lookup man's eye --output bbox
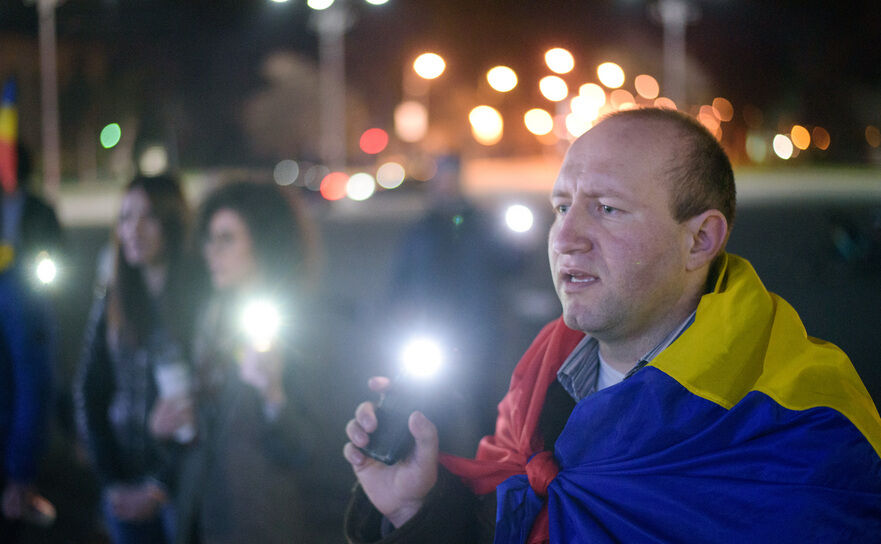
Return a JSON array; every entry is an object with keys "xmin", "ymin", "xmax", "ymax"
[
  {"xmin": 554, "ymin": 204, "xmax": 569, "ymax": 215},
  {"xmin": 599, "ymin": 204, "xmax": 618, "ymax": 215}
]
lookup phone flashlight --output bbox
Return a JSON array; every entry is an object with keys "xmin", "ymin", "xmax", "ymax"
[
  {"xmin": 34, "ymin": 251, "xmax": 58, "ymax": 285},
  {"xmin": 359, "ymin": 337, "xmax": 443, "ymax": 465},
  {"xmin": 241, "ymin": 299, "xmax": 281, "ymax": 353}
]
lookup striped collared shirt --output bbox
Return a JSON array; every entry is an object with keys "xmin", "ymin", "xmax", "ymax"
[{"xmin": 556, "ymin": 311, "xmax": 697, "ymax": 402}]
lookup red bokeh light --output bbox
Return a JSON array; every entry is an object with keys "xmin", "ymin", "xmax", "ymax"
[
  {"xmin": 359, "ymin": 128, "xmax": 389, "ymax": 155},
  {"xmin": 319, "ymin": 172, "xmax": 349, "ymax": 201}
]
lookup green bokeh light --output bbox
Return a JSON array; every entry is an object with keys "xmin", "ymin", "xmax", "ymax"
[{"xmin": 100, "ymin": 123, "xmax": 122, "ymax": 149}]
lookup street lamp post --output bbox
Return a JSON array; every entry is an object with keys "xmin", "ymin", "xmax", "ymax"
[
  {"xmin": 35, "ymin": 0, "xmax": 63, "ymax": 201},
  {"xmin": 653, "ymin": 0, "xmax": 698, "ymax": 108},
  {"xmin": 310, "ymin": 4, "xmax": 350, "ymax": 171}
]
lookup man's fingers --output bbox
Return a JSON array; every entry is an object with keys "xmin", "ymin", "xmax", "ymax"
[
  {"xmin": 354, "ymin": 401, "xmax": 378, "ymax": 433},
  {"xmin": 343, "ymin": 441, "xmax": 369, "ymax": 468},
  {"xmin": 345, "ymin": 418, "xmax": 370, "ymax": 448},
  {"xmin": 367, "ymin": 376, "xmax": 391, "ymax": 393},
  {"xmin": 408, "ymin": 411, "xmax": 439, "ymax": 464}
]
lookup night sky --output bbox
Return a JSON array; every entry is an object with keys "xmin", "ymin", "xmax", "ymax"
[{"xmin": 1, "ymin": 0, "xmax": 879, "ymax": 168}]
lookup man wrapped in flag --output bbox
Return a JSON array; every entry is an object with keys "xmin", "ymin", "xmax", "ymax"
[{"xmin": 343, "ymin": 108, "xmax": 881, "ymax": 543}]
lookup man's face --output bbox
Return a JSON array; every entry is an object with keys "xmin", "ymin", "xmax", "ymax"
[{"xmin": 548, "ymin": 118, "xmax": 695, "ymax": 345}]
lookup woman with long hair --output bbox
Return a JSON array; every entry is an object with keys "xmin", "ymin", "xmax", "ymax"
[
  {"xmin": 160, "ymin": 181, "xmax": 316, "ymax": 544},
  {"xmin": 76, "ymin": 175, "xmax": 201, "ymax": 544}
]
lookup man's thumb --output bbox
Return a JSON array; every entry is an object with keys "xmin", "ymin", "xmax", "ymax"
[{"xmin": 409, "ymin": 411, "xmax": 439, "ymax": 462}]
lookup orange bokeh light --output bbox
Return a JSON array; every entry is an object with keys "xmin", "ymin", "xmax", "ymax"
[{"xmin": 811, "ymin": 126, "xmax": 830, "ymax": 150}]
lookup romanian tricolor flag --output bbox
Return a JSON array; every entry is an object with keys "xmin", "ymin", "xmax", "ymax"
[
  {"xmin": 0, "ymin": 78, "xmax": 19, "ymax": 194},
  {"xmin": 442, "ymin": 253, "xmax": 881, "ymax": 543}
]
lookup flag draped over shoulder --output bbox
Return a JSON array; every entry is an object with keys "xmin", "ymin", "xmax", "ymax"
[
  {"xmin": 442, "ymin": 253, "xmax": 881, "ymax": 543},
  {"xmin": 0, "ymin": 79, "xmax": 18, "ymax": 194}
]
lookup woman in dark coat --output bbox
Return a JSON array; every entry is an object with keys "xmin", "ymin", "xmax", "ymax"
[
  {"xmin": 76, "ymin": 175, "xmax": 200, "ymax": 544},
  {"xmin": 153, "ymin": 181, "xmax": 316, "ymax": 544}
]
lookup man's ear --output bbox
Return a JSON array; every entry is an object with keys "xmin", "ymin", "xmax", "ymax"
[{"xmin": 685, "ymin": 209, "xmax": 728, "ymax": 271}]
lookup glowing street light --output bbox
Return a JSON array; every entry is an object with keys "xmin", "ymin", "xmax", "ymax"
[
  {"xmin": 524, "ymin": 108, "xmax": 554, "ymax": 136},
  {"xmin": 634, "ymin": 74, "xmax": 660, "ymax": 99},
  {"xmin": 469, "ymin": 105, "xmax": 503, "ymax": 145},
  {"xmin": 539, "ymin": 75, "xmax": 568, "ymax": 102},
  {"xmin": 487, "ymin": 66, "xmax": 518, "ymax": 92},
  {"xmin": 790, "ymin": 125, "xmax": 811, "ymax": 150},
  {"xmin": 597, "ymin": 62, "xmax": 625, "ymax": 88},
  {"xmin": 413, "ymin": 53, "xmax": 446, "ymax": 80},
  {"xmin": 394, "ymin": 100, "xmax": 428, "ymax": 142},
  {"xmin": 544, "ymin": 48, "xmax": 574, "ymax": 74},
  {"xmin": 579, "ymin": 83, "xmax": 606, "ymax": 110},
  {"xmin": 773, "ymin": 134, "xmax": 794, "ymax": 160},
  {"xmin": 376, "ymin": 161, "xmax": 406, "ymax": 189},
  {"xmin": 346, "ymin": 172, "xmax": 376, "ymax": 201}
]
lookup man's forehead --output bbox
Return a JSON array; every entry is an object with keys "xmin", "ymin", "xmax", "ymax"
[{"xmin": 552, "ymin": 117, "xmax": 679, "ymax": 194}]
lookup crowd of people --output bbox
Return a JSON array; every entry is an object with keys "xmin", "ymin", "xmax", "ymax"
[{"xmin": 1, "ymin": 107, "xmax": 880, "ymax": 544}]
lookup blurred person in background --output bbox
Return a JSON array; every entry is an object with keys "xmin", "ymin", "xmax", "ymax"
[
  {"xmin": 0, "ymin": 185, "xmax": 55, "ymax": 543},
  {"xmin": 156, "ymin": 181, "xmax": 315, "ymax": 544},
  {"xmin": 386, "ymin": 155, "xmax": 526, "ymax": 456},
  {"xmin": 75, "ymin": 175, "xmax": 201, "ymax": 544}
]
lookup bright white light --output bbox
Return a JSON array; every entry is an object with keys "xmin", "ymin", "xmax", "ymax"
[
  {"xmin": 487, "ymin": 66, "xmax": 518, "ymax": 92},
  {"xmin": 400, "ymin": 338, "xmax": 443, "ymax": 379},
  {"xmin": 524, "ymin": 108, "xmax": 554, "ymax": 136},
  {"xmin": 35, "ymin": 253, "xmax": 57, "ymax": 285},
  {"xmin": 273, "ymin": 159, "xmax": 300, "ymax": 186},
  {"xmin": 413, "ymin": 53, "xmax": 446, "ymax": 80},
  {"xmin": 565, "ymin": 112, "xmax": 592, "ymax": 138},
  {"xmin": 545, "ymin": 48, "xmax": 575, "ymax": 74},
  {"xmin": 242, "ymin": 300, "xmax": 281, "ymax": 353},
  {"xmin": 505, "ymin": 204, "xmax": 534, "ymax": 233},
  {"xmin": 597, "ymin": 62, "xmax": 625, "ymax": 88},
  {"xmin": 365, "ymin": 0, "xmax": 389, "ymax": 4},
  {"xmin": 773, "ymin": 134, "xmax": 794, "ymax": 160},
  {"xmin": 394, "ymin": 101, "xmax": 428, "ymax": 142},
  {"xmin": 539, "ymin": 76, "xmax": 568, "ymax": 102},
  {"xmin": 469, "ymin": 105, "xmax": 503, "ymax": 145},
  {"xmin": 139, "ymin": 145, "xmax": 168, "ymax": 177},
  {"xmin": 346, "ymin": 172, "xmax": 376, "ymax": 201},
  {"xmin": 307, "ymin": 0, "xmax": 335, "ymax": 10},
  {"xmin": 376, "ymin": 162, "xmax": 406, "ymax": 189}
]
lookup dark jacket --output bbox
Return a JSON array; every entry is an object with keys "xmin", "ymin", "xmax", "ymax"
[
  {"xmin": 74, "ymin": 294, "xmax": 182, "ymax": 488},
  {"xmin": 174, "ymin": 294, "xmax": 314, "ymax": 544}
]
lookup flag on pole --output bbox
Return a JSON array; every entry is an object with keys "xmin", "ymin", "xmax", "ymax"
[{"xmin": 0, "ymin": 79, "xmax": 19, "ymax": 194}]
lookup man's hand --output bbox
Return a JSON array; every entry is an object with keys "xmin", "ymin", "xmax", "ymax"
[{"xmin": 343, "ymin": 377, "xmax": 439, "ymax": 528}]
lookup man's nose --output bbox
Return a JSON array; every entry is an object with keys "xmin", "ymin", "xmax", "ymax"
[{"xmin": 551, "ymin": 208, "xmax": 593, "ymax": 254}]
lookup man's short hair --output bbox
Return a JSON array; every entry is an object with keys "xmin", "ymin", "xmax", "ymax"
[{"xmin": 606, "ymin": 108, "xmax": 736, "ymax": 228}]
